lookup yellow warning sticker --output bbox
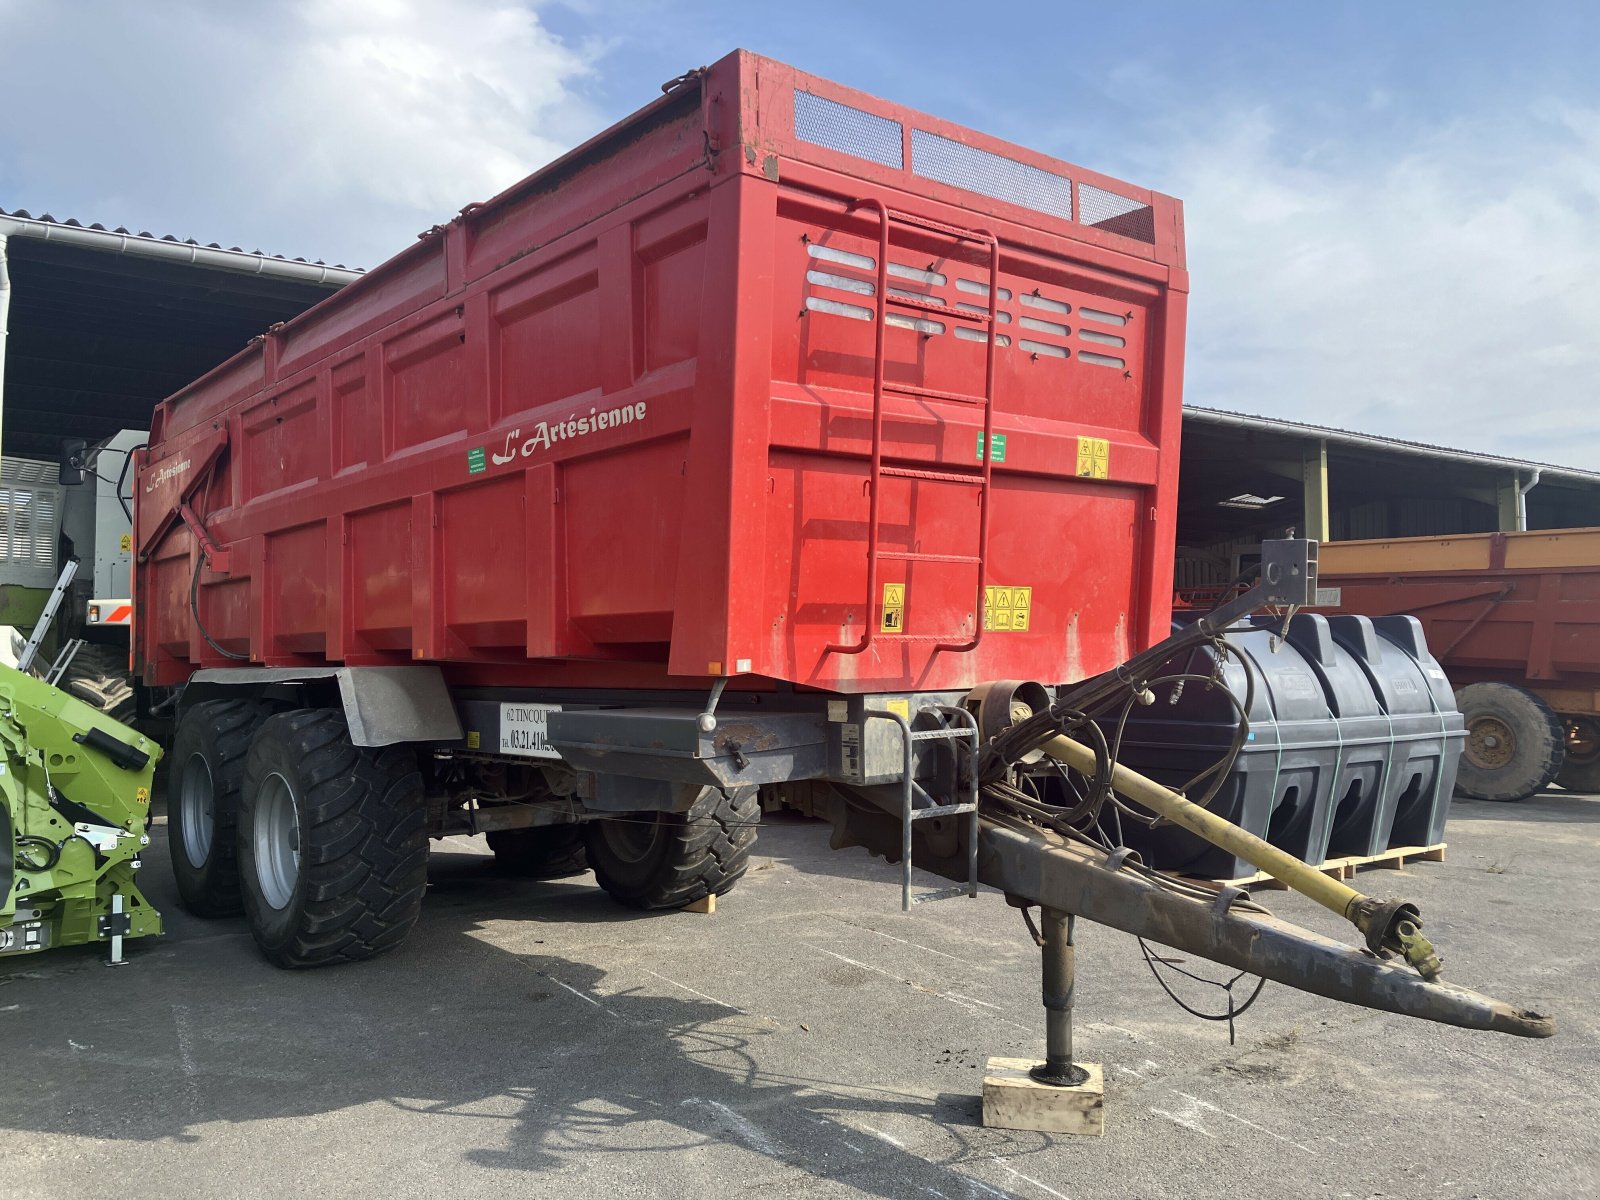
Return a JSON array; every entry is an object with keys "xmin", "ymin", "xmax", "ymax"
[
  {"xmin": 135, "ymin": 786, "xmax": 149, "ymax": 805},
  {"xmin": 884, "ymin": 698, "xmax": 911, "ymax": 721},
  {"xmin": 1076, "ymin": 436, "xmax": 1110, "ymax": 480},
  {"xmin": 880, "ymin": 582, "xmax": 906, "ymax": 632},
  {"xmin": 465, "ymin": 730, "xmax": 481, "ymax": 750},
  {"xmin": 119, "ymin": 533, "xmax": 133, "ymax": 553},
  {"xmin": 984, "ymin": 585, "xmax": 1033, "ymax": 632}
]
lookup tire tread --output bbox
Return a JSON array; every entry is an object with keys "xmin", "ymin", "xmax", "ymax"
[
  {"xmin": 241, "ymin": 710, "xmax": 426, "ymax": 968},
  {"xmin": 586, "ymin": 787, "xmax": 758, "ymax": 910}
]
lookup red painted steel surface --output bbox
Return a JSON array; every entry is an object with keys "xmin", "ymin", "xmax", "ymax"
[
  {"xmin": 135, "ymin": 51, "xmax": 1189, "ymax": 694},
  {"xmin": 1321, "ymin": 530, "xmax": 1600, "ymax": 697}
]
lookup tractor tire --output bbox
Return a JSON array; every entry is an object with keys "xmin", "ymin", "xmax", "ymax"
[
  {"xmin": 61, "ymin": 642, "xmax": 136, "ymax": 725},
  {"xmin": 1556, "ymin": 717, "xmax": 1600, "ymax": 794},
  {"xmin": 486, "ymin": 824, "xmax": 589, "ymax": 879},
  {"xmin": 584, "ymin": 785, "xmax": 757, "ymax": 910},
  {"xmin": 238, "ymin": 709, "xmax": 427, "ymax": 968},
  {"xmin": 1454, "ymin": 683, "xmax": 1566, "ymax": 803},
  {"xmin": 167, "ymin": 699, "xmax": 265, "ymax": 917}
]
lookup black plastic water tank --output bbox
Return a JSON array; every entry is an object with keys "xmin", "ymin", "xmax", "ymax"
[{"xmin": 1097, "ymin": 613, "xmax": 1464, "ymax": 880}]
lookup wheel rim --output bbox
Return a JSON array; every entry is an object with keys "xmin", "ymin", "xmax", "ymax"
[
  {"xmin": 1465, "ymin": 714, "xmax": 1516, "ymax": 770},
  {"xmin": 179, "ymin": 753, "xmax": 215, "ymax": 869},
  {"xmin": 601, "ymin": 815, "xmax": 664, "ymax": 865},
  {"xmin": 254, "ymin": 771, "xmax": 301, "ymax": 910}
]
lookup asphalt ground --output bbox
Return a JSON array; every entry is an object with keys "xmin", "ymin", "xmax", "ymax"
[{"xmin": 2, "ymin": 788, "xmax": 1596, "ymax": 1200}]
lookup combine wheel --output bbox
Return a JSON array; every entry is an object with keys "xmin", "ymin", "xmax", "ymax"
[
  {"xmin": 60, "ymin": 643, "xmax": 136, "ymax": 725},
  {"xmin": 487, "ymin": 824, "xmax": 589, "ymax": 879},
  {"xmin": 238, "ymin": 709, "xmax": 427, "ymax": 968},
  {"xmin": 1454, "ymin": 683, "xmax": 1566, "ymax": 802},
  {"xmin": 1556, "ymin": 717, "xmax": 1600, "ymax": 794},
  {"xmin": 167, "ymin": 699, "xmax": 266, "ymax": 917},
  {"xmin": 584, "ymin": 785, "xmax": 757, "ymax": 909}
]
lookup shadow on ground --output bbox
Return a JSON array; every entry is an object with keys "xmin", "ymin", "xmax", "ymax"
[{"xmin": 0, "ymin": 834, "xmax": 1020, "ymax": 1195}]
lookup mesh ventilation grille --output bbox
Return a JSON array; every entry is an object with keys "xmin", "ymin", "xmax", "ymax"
[
  {"xmin": 910, "ymin": 130, "xmax": 1072, "ymax": 221},
  {"xmin": 794, "ymin": 91, "xmax": 904, "ymax": 169},
  {"xmin": 1079, "ymin": 183, "xmax": 1156, "ymax": 244}
]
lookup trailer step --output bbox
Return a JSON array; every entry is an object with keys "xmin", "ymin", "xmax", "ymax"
[
  {"xmin": 870, "ymin": 704, "xmax": 982, "ymax": 911},
  {"xmin": 881, "ymin": 383, "xmax": 989, "ymax": 406},
  {"xmin": 883, "ymin": 207, "xmax": 996, "ymax": 243},
  {"xmin": 877, "ymin": 551, "xmax": 982, "ymax": 565},
  {"xmin": 885, "ymin": 293, "xmax": 991, "ymax": 323},
  {"xmin": 911, "ymin": 884, "xmax": 979, "ymax": 905},
  {"xmin": 879, "ymin": 464, "xmax": 985, "ymax": 483}
]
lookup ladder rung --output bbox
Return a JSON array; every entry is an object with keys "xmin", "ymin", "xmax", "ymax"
[
  {"xmin": 885, "ymin": 208, "xmax": 995, "ymax": 244},
  {"xmin": 911, "ymin": 803, "xmax": 978, "ymax": 819},
  {"xmin": 877, "ymin": 551, "xmax": 980, "ymax": 564},
  {"xmin": 908, "ymin": 727, "xmax": 971, "ymax": 743},
  {"xmin": 881, "ymin": 382, "xmax": 989, "ymax": 406},
  {"xmin": 876, "ymin": 632, "xmax": 974, "ymax": 643},
  {"xmin": 911, "ymin": 885, "xmax": 978, "ymax": 904},
  {"xmin": 880, "ymin": 465, "xmax": 984, "ymax": 485},
  {"xmin": 885, "ymin": 294, "xmax": 989, "ymax": 322}
]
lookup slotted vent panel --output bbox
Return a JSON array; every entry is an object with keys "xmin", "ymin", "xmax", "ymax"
[
  {"xmin": 1079, "ymin": 183, "xmax": 1156, "ymax": 244},
  {"xmin": 0, "ymin": 480, "xmax": 63, "ymax": 586},
  {"xmin": 911, "ymin": 130, "xmax": 1072, "ymax": 220},
  {"xmin": 794, "ymin": 91, "xmax": 904, "ymax": 169}
]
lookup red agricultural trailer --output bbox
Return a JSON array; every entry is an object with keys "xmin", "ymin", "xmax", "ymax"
[
  {"xmin": 1321, "ymin": 528, "xmax": 1600, "ymax": 800},
  {"xmin": 133, "ymin": 51, "xmax": 1549, "ymax": 1084}
]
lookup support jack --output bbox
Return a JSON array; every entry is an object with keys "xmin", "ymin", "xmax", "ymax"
[{"xmin": 983, "ymin": 909, "xmax": 1104, "ymax": 1135}]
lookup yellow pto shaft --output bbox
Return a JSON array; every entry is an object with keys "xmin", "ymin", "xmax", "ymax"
[{"xmin": 1041, "ymin": 733, "xmax": 1443, "ymax": 979}]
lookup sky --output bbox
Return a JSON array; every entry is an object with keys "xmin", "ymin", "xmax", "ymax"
[{"xmin": 1, "ymin": 0, "xmax": 1596, "ymax": 466}]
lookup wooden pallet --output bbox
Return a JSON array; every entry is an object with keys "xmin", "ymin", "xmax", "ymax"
[{"xmin": 1178, "ymin": 844, "xmax": 1447, "ymax": 892}]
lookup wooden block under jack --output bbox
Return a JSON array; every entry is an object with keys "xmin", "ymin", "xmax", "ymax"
[
  {"xmin": 683, "ymin": 893, "xmax": 715, "ymax": 914},
  {"xmin": 981, "ymin": 1057, "xmax": 1104, "ymax": 1136}
]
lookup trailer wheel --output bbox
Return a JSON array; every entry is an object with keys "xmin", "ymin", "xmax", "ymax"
[
  {"xmin": 167, "ymin": 699, "xmax": 265, "ymax": 917},
  {"xmin": 1455, "ymin": 683, "xmax": 1566, "ymax": 802},
  {"xmin": 584, "ymin": 786, "xmax": 757, "ymax": 910},
  {"xmin": 1556, "ymin": 717, "xmax": 1600, "ymax": 794},
  {"xmin": 486, "ymin": 824, "xmax": 589, "ymax": 879},
  {"xmin": 238, "ymin": 709, "xmax": 427, "ymax": 968}
]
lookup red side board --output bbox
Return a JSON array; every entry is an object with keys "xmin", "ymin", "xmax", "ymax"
[
  {"xmin": 1322, "ymin": 534, "xmax": 1600, "ymax": 691},
  {"xmin": 136, "ymin": 50, "xmax": 1189, "ymax": 694}
]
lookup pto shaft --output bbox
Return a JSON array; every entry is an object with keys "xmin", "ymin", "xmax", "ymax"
[{"xmin": 1041, "ymin": 733, "xmax": 1442, "ymax": 978}]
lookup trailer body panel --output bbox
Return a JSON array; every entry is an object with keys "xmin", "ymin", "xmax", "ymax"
[
  {"xmin": 1320, "ymin": 529, "xmax": 1600, "ymax": 702},
  {"xmin": 136, "ymin": 50, "xmax": 1187, "ymax": 696}
]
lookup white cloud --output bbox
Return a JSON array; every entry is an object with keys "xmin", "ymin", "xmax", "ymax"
[
  {"xmin": 259, "ymin": 0, "xmax": 600, "ymax": 242},
  {"xmin": 1163, "ymin": 103, "xmax": 1600, "ymax": 467},
  {"xmin": 0, "ymin": 0, "xmax": 602, "ymax": 266}
]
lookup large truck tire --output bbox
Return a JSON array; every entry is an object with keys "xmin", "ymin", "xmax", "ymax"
[
  {"xmin": 238, "ymin": 709, "xmax": 427, "ymax": 968},
  {"xmin": 1556, "ymin": 717, "xmax": 1600, "ymax": 794},
  {"xmin": 486, "ymin": 824, "xmax": 589, "ymax": 879},
  {"xmin": 1454, "ymin": 683, "xmax": 1566, "ymax": 802},
  {"xmin": 584, "ymin": 785, "xmax": 757, "ymax": 910},
  {"xmin": 167, "ymin": 699, "xmax": 265, "ymax": 917},
  {"xmin": 60, "ymin": 642, "xmax": 135, "ymax": 725}
]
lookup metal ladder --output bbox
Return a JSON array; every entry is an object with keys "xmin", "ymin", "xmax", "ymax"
[
  {"xmin": 870, "ymin": 703, "xmax": 982, "ymax": 910},
  {"xmin": 830, "ymin": 200, "xmax": 1002, "ymax": 656},
  {"xmin": 16, "ymin": 558, "xmax": 83, "ymax": 680}
]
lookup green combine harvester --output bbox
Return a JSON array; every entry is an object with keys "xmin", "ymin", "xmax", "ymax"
[{"xmin": 0, "ymin": 662, "xmax": 163, "ymax": 960}]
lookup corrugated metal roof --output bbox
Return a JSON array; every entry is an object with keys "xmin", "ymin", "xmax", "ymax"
[
  {"xmin": 0, "ymin": 208, "xmax": 356, "ymax": 458},
  {"xmin": 1183, "ymin": 404, "xmax": 1600, "ymax": 484},
  {"xmin": 0, "ymin": 206, "xmax": 363, "ymax": 272}
]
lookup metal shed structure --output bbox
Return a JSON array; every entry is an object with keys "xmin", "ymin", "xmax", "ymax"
[
  {"xmin": 0, "ymin": 207, "xmax": 359, "ymax": 460},
  {"xmin": 1176, "ymin": 405, "xmax": 1600, "ymax": 593}
]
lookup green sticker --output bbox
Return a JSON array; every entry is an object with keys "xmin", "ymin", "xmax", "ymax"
[
  {"xmin": 975, "ymin": 433, "xmax": 1007, "ymax": 463},
  {"xmin": 467, "ymin": 447, "xmax": 487, "ymax": 474}
]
